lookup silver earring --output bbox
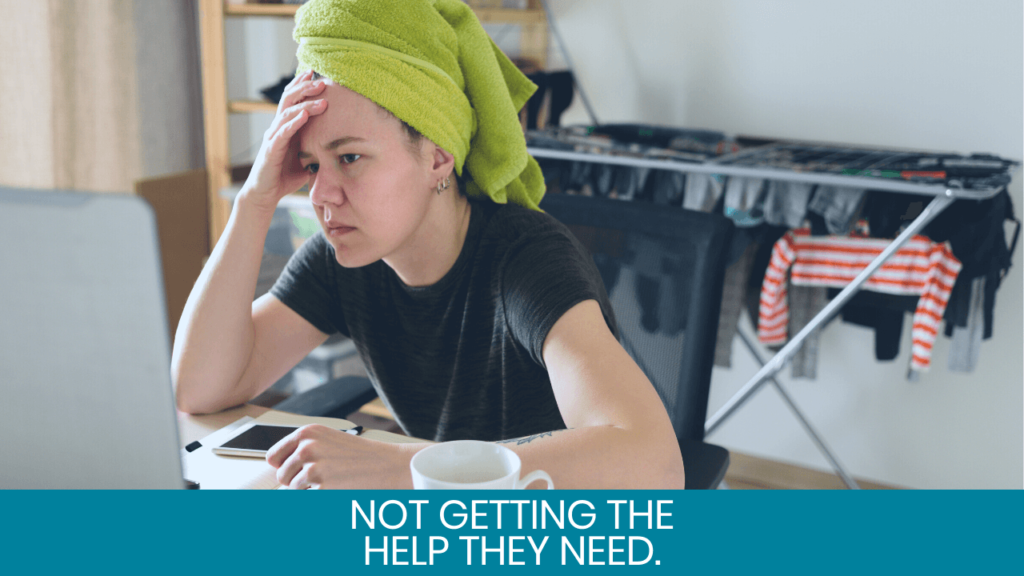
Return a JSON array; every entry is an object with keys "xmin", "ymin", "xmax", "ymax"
[{"xmin": 436, "ymin": 177, "xmax": 451, "ymax": 194}]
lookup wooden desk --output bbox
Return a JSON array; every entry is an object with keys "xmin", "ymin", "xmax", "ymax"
[{"xmin": 177, "ymin": 404, "xmax": 424, "ymax": 449}]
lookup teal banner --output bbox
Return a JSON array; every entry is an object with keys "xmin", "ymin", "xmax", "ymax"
[{"xmin": 0, "ymin": 491, "xmax": 1019, "ymax": 575}]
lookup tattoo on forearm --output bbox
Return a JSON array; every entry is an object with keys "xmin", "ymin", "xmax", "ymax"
[{"xmin": 496, "ymin": 430, "xmax": 558, "ymax": 445}]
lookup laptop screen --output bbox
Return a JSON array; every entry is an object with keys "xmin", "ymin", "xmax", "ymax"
[{"xmin": 0, "ymin": 187, "xmax": 184, "ymax": 488}]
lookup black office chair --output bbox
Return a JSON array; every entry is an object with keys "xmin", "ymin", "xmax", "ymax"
[
  {"xmin": 540, "ymin": 193, "xmax": 733, "ymax": 489},
  {"xmin": 273, "ymin": 373, "xmax": 378, "ymax": 420}
]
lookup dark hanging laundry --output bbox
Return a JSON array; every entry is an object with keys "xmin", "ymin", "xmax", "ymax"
[
  {"xmin": 927, "ymin": 188, "xmax": 1019, "ymax": 340},
  {"xmin": 856, "ymin": 187, "xmax": 1022, "ymax": 352},
  {"xmin": 827, "ymin": 289, "xmax": 919, "ymax": 363}
]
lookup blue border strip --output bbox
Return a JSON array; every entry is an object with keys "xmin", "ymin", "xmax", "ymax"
[{"xmin": 1, "ymin": 491, "xmax": 1019, "ymax": 575}]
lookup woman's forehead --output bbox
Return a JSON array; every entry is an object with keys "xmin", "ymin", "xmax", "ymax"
[{"xmin": 298, "ymin": 83, "xmax": 405, "ymax": 151}]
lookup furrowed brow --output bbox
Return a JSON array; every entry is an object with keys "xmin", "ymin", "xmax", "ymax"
[{"xmin": 298, "ymin": 136, "xmax": 367, "ymax": 160}]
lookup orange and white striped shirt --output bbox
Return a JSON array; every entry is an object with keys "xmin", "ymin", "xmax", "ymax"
[{"xmin": 759, "ymin": 228, "xmax": 962, "ymax": 371}]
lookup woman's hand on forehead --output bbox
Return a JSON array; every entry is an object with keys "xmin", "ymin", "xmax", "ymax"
[{"xmin": 237, "ymin": 70, "xmax": 330, "ymax": 214}]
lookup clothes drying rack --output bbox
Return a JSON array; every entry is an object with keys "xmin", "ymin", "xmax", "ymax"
[{"xmin": 526, "ymin": 141, "xmax": 1019, "ymax": 489}]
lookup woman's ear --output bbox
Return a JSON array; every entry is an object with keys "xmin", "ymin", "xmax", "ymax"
[{"xmin": 430, "ymin": 143, "xmax": 456, "ymax": 177}]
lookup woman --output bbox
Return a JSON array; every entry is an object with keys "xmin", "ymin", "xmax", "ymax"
[{"xmin": 172, "ymin": 0, "xmax": 684, "ymax": 489}]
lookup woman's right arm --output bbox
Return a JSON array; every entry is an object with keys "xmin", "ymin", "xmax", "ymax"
[{"xmin": 172, "ymin": 71, "xmax": 330, "ymax": 414}]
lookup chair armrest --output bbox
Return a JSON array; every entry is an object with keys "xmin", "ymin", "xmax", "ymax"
[
  {"xmin": 679, "ymin": 438, "xmax": 730, "ymax": 489},
  {"xmin": 272, "ymin": 375, "xmax": 378, "ymax": 420}
]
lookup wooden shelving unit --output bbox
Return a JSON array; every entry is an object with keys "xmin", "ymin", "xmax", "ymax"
[
  {"xmin": 224, "ymin": 2, "xmax": 300, "ymax": 16},
  {"xmin": 198, "ymin": 0, "xmax": 549, "ymax": 246},
  {"xmin": 227, "ymin": 99, "xmax": 277, "ymax": 114}
]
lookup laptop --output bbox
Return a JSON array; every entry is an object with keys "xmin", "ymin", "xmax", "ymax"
[{"xmin": 0, "ymin": 187, "xmax": 184, "ymax": 488}]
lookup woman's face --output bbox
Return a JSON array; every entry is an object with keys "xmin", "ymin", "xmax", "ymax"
[{"xmin": 297, "ymin": 82, "xmax": 435, "ymax": 268}]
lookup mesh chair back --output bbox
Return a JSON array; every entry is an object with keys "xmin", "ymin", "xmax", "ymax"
[{"xmin": 541, "ymin": 194, "xmax": 734, "ymax": 442}]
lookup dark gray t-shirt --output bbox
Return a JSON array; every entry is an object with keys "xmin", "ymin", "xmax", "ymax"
[{"xmin": 270, "ymin": 199, "xmax": 616, "ymax": 442}]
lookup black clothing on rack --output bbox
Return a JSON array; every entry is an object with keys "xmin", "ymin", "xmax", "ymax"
[
  {"xmin": 827, "ymin": 289, "xmax": 919, "ymax": 363},
  {"xmin": 930, "ymin": 188, "xmax": 1020, "ymax": 340},
  {"xmin": 858, "ymin": 191, "xmax": 925, "ymax": 239},
  {"xmin": 833, "ymin": 188, "xmax": 1019, "ymax": 366},
  {"xmin": 743, "ymin": 225, "xmax": 789, "ymax": 334}
]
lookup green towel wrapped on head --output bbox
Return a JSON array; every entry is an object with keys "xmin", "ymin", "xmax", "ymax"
[{"xmin": 294, "ymin": 0, "xmax": 545, "ymax": 210}]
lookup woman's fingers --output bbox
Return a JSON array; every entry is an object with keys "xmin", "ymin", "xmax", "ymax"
[
  {"xmin": 284, "ymin": 69, "xmax": 311, "ymax": 91},
  {"xmin": 275, "ymin": 449, "xmax": 307, "ymax": 488},
  {"xmin": 240, "ymin": 72, "xmax": 327, "ymax": 203},
  {"xmin": 265, "ymin": 97, "xmax": 326, "ymax": 144},
  {"xmin": 270, "ymin": 427, "xmax": 331, "ymax": 489},
  {"xmin": 278, "ymin": 70, "xmax": 311, "ymax": 104},
  {"xmin": 260, "ymin": 110, "xmax": 308, "ymax": 172},
  {"xmin": 279, "ymin": 71, "xmax": 326, "ymax": 112},
  {"xmin": 288, "ymin": 462, "xmax": 320, "ymax": 490},
  {"xmin": 262, "ymin": 99, "xmax": 327, "ymax": 165}
]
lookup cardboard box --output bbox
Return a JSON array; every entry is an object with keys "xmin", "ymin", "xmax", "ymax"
[{"xmin": 134, "ymin": 169, "xmax": 209, "ymax": 343}]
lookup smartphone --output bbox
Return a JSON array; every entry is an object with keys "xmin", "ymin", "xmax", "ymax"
[{"xmin": 212, "ymin": 423, "xmax": 298, "ymax": 458}]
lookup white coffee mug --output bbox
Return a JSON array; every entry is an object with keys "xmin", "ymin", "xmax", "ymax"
[{"xmin": 410, "ymin": 440, "xmax": 554, "ymax": 490}]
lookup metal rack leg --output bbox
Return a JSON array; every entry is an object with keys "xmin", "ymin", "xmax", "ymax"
[
  {"xmin": 704, "ymin": 193, "xmax": 956, "ymax": 479},
  {"xmin": 736, "ymin": 329, "xmax": 861, "ymax": 489},
  {"xmin": 539, "ymin": 0, "xmax": 600, "ymax": 126}
]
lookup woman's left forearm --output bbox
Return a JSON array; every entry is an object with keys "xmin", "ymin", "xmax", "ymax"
[
  {"xmin": 525, "ymin": 300, "xmax": 688, "ymax": 489},
  {"xmin": 496, "ymin": 424, "xmax": 685, "ymax": 490}
]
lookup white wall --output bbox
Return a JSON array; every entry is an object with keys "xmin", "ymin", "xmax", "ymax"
[
  {"xmin": 549, "ymin": 0, "xmax": 1023, "ymax": 489},
  {"xmin": 227, "ymin": 0, "xmax": 1022, "ymax": 488}
]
